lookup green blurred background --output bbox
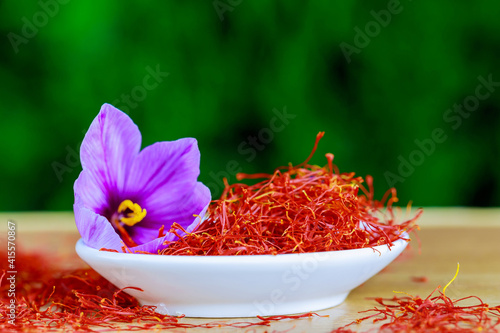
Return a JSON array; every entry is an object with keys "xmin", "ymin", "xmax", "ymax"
[{"xmin": 0, "ymin": 1, "xmax": 499, "ymax": 211}]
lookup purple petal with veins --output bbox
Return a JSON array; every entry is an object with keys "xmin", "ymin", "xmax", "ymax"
[{"xmin": 74, "ymin": 104, "xmax": 211, "ymax": 253}]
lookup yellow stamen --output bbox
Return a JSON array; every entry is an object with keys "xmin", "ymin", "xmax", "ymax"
[
  {"xmin": 443, "ymin": 262, "xmax": 460, "ymax": 297},
  {"xmin": 117, "ymin": 199, "xmax": 147, "ymax": 226}
]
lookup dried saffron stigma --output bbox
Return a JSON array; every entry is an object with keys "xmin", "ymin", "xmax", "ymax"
[
  {"xmin": 0, "ymin": 249, "xmax": 319, "ymax": 331},
  {"xmin": 160, "ymin": 132, "xmax": 422, "ymax": 256},
  {"xmin": 333, "ymin": 264, "xmax": 500, "ymax": 333}
]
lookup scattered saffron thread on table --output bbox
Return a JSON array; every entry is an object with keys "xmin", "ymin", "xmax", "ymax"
[
  {"xmin": 411, "ymin": 276, "xmax": 429, "ymax": 283},
  {"xmin": 442, "ymin": 262, "xmax": 460, "ymax": 298},
  {"xmin": 0, "ymin": 250, "xmax": 319, "ymax": 332},
  {"xmin": 160, "ymin": 132, "xmax": 422, "ymax": 256},
  {"xmin": 331, "ymin": 264, "xmax": 500, "ymax": 333}
]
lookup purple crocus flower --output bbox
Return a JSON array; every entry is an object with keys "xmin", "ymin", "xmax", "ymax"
[{"xmin": 73, "ymin": 104, "xmax": 211, "ymax": 253}]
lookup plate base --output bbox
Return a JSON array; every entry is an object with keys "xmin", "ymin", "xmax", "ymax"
[{"xmin": 141, "ymin": 293, "xmax": 349, "ymax": 318}]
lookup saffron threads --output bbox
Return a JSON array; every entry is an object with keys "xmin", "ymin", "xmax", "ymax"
[
  {"xmin": 0, "ymin": 250, "xmax": 317, "ymax": 332},
  {"xmin": 332, "ymin": 265, "xmax": 500, "ymax": 333},
  {"xmin": 161, "ymin": 134, "xmax": 422, "ymax": 256},
  {"xmin": 411, "ymin": 276, "xmax": 429, "ymax": 283}
]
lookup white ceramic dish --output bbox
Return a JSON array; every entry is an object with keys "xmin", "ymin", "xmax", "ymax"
[{"xmin": 75, "ymin": 235, "xmax": 408, "ymax": 318}]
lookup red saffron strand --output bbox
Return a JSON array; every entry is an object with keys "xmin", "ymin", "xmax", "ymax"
[
  {"xmin": 160, "ymin": 138, "xmax": 422, "ymax": 256},
  {"xmin": 411, "ymin": 276, "xmax": 429, "ymax": 283},
  {"xmin": 331, "ymin": 266, "xmax": 500, "ymax": 333},
  {"xmin": 333, "ymin": 290, "xmax": 500, "ymax": 333},
  {"xmin": 0, "ymin": 250, "xmax": 318, "ymax": 332},
  {"xmin": 294, "ymin": 131, "xmax": 325, "ymax": 168}
]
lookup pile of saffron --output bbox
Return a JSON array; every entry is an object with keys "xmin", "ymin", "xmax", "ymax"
[
  {"xmin": 331, "ymin": 265, "xmax": 500, "ymax": 332},
  {"xmin": 161, "ymin": 133, "xmax": 422, "ymax": 256},
  {"xmin": 0, "ymin": 250, "xmax": 316, "ymax": 331}
]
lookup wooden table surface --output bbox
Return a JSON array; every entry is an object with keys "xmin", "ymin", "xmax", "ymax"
[{"xmin": 2, "ymin": 208, "xmax": 500, "ymax": 332}]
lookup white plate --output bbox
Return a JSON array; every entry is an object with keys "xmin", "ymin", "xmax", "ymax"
[{"xmin": 75, "ymin": 235, "xmax": 408, "ymax": 318}]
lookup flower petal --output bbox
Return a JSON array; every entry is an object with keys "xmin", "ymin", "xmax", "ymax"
[
  {"xmin": 123, "ymin": 138, "xmax": 210, "ymax": 244},
  {"xmin": 78, "ymin": 104, "xmax": 141, "ymax": 213},
  {"xmin": 125, "ymin": 138, "xmax": 201, "ymax": 200},
  {"xmin": 74, "ymin": 195, "xmax": 124, "ymax": 251},
  {"xmin": 131, "ymin": 182, "xmax": 211, "ymax": 252},
  {"xmin": 130, "ymin": 232, "xmax": 177, "ymax": 254},
  {"xmin": 74, "ymin": 170, "xmax": 108, "ymax": 216}
]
